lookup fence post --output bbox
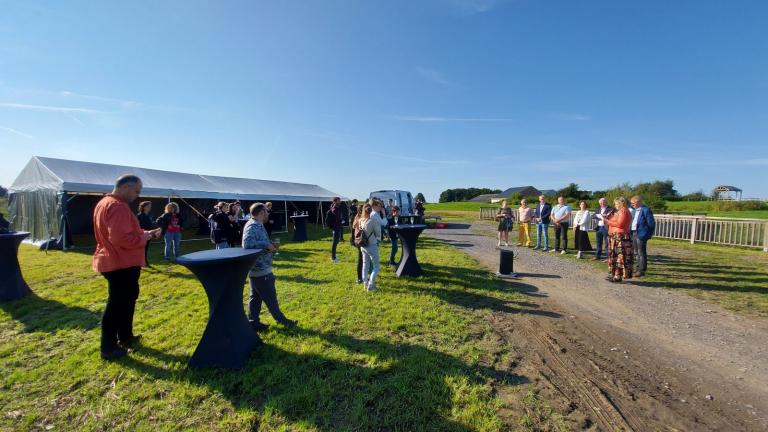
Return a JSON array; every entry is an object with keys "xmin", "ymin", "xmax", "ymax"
[
  {"xmin": 763, "ymin": 221, "xmax": 768, "ymax": 252},
  {"xmin": 690, "ymin": 217, "xmax": 697, "ymax": 245}
]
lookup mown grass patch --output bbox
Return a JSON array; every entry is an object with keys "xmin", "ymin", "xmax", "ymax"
[{"xmin": 0, "ymin": 227, "xmax": 541, "ymax": 431}]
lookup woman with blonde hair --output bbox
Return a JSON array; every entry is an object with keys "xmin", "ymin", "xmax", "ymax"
[
  {"xmin": 495, "ymin": 199, "xmax": 514, "ymax": 247},
  {"xmin": 359, "ymin": 201, "xmax": 388, "ymax": 291},
  {"xmin": 155, "ymin": 202, "xmax": 183, "ymax": 261},
  {"xmin": 604, "ymin": 196, "xmax": 633, "ymax": 282},
  {"xmin": 351, "ymin": 205, "xmax": 365, "ymax": 284}
]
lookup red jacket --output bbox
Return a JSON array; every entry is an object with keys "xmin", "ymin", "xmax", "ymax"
[
  {"xmin": 92, "ymin": 194, "xmax": 147, "ymax": 272},
  {"xmin": 605, "ymin": 207, "xmax": 631, "ymax": 235}
]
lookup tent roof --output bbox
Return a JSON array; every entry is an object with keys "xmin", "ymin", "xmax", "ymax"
[
  {"xmin": 714, "ymin": 185, "xmax": 742, "ymax": 192},
  {"xmin": 9, "ymin": 156, "xmax": 343, "ymax": 201}
]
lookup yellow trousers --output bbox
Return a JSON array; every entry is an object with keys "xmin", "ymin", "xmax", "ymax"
[{"xmin": 518, "ymin": 222, "xmax": 532, "ymax": 246}]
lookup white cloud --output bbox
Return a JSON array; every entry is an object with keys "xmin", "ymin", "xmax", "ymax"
[
  {"xmin": 416, "ymin": 66, "xmax": 451, "ymax": 85},
  {"xmin": 0, "ymin": 102, "xmax": 101, "ymax": 114},
  {"xmin": 393, "ymin": 115, "xmax": 513, "ymax": 122},
  {"xmin": 59, "ymin": 90, "xmax": 140, "ymax": 108},
  {"xmin": 0, "ymin": 126, "xmax": 34, "ymax": 139}
]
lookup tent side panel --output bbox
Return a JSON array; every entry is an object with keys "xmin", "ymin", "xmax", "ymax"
[{"xmin": 8, "ymin": 190, "xmax": 61, "ymax": 241}]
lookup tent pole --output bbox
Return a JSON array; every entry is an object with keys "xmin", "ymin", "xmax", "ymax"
[{"xmin": 284, "ymin": 200, "xmax": 288, "ymax": 234}]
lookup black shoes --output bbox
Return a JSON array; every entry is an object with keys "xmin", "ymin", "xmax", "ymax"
[
  {"xmin": 120, "ymin": 334, "xmax": 142, "ymax": 348},
  {"xmin": 101, "ymin": 347, "xmax": 129, "ymax": 360},
  {"xmin": 251, "ymin": 321, "xmax": 270, "ymax": 331},
  {"xmin": 280, "ymin": 319, "xmax": 298, "ymax": 328}
]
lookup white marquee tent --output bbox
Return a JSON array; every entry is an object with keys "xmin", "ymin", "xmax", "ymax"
[{"xmin": 8, "ymin": 156, "xmax": 344, "ymax": 245}]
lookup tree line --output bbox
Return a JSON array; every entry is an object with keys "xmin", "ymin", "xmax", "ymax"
[
  {"xmin": 438, "ymin": 188, "xmax": 501, "ymax": 203},
  {"xmin": 438, "ymin": 180, "xmax": 723, "ymax": 213}
]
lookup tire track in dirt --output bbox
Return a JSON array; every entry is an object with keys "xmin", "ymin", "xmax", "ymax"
[{"xmin": 426, "ymin": 222, "xmax": 768, "ymax": 431}]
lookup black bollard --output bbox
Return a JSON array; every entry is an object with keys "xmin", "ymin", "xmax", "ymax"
[{"xmin": 498, "ymin": 249, "xmax": 515, "ymax": 276}]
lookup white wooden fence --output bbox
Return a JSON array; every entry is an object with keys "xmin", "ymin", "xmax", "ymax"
[{"xmin": 479, "ymin": 208, "xmax": 768, "ymax": 251}]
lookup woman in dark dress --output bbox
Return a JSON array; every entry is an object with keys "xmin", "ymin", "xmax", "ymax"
[
  {"xmin": 495, "ymin": 200, "xmax": 514, "ymax": 247},
  {"xmin": 136, "ymin": 201, "xmax": 154, "ymax": 266}
]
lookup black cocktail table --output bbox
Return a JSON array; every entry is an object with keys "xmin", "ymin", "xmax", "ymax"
[
  {"xmin": 393, "ymin": 224, "xmax": 427, "ymax": 277},
  {"xmin": 0, "ymin": 232, "xmax": 31, "ymax": 301},
  {"xmin": 290, "ymin": 214, "xmax": 309, "ymax": 242},
  {"xmin": 176, "ymin": 248, "xmax": 262, "ymax": 368}
]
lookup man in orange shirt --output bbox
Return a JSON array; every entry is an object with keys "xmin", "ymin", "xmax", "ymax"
[{"xmin": 93, "ymin": 174, "xmax": 161, "ymax": 360}]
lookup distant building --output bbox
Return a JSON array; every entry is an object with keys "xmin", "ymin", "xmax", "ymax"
[
  {"xmin": 713, "ymin": 185, "xmax": 743, "ymax": 201},
  {"xmin": 470, "ymin": 186, "xmax": 551, "ymax": 203}
]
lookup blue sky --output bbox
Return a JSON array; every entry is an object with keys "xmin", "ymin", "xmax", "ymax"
[{"xmin": 1, "ymin": 0, "xmax": 767, "ymax": 201}]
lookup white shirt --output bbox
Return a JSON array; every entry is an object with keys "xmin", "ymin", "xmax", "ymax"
[
  {"xmin": 574, "ymin": 210, "xmax": 591, "ymax": 229},
  {"xmin": 596, "ymin": 206, "xmax": 608, "ymax": 227},
  {"xmin": 631, "ymin": 207, "xmax": 640, "ymax": 231}
]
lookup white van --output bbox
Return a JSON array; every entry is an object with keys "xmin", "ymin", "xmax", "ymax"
[{"xmin": 368, "ymin": 190, "xmax": 414, "ymax": 215}]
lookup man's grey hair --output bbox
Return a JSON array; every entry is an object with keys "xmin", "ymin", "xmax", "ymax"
[{"xmin": 115, "ymin": 174, "xmax": 141, "ymax": 188}]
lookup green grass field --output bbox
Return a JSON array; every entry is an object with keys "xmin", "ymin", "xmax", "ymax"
[{"xmin": 0, "ymin": 227, "xmax": 559, "ymax": 431}]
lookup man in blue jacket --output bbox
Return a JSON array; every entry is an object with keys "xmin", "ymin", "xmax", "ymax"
[
  {"xmin": 630, "ymin": 195, "xmax": 656, "ymax": 277},
  {"xmin": 533, "ymin": 195, "xmax": 552, "ymax": 251}
]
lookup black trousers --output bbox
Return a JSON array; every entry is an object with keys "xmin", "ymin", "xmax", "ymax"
[
  {"xmin": 101, "ymin": 266, "xmax": 141, "ymax": 352},
  {"xmin": 356, "ymin": 247, "xmax": 363, "ymax": 281},
  {"xmin": 248, "ymin": 274, "xmax": 287, "ymax": 324},
  {"xmin": 632, "ymin": 233, "xmax": 648, "ymax": 272},
  {"xmin": 554, "ymin": 222, "xmax": 569, "ymax": 251},
  {"xmin": 144, "ymin": 240, "xmax": 151, "ymax": 266},
  {"xmin": 331, "ymin": 228, "xmax": 343, "ymax": 259}
]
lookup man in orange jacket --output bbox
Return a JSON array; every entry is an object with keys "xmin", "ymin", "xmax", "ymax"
[{"xmin": 93, "ymin": 174, "xmax": 161, "ymax": 360}]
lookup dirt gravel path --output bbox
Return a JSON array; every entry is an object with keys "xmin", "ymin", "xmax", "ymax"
[{"xmin": 425, "ymin": 222, "xmax": 768, "ymax": 431}]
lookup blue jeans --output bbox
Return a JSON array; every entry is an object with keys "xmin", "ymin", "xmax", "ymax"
[
  {"xmin": 389, "ymin": 235, "xmax": 399, "ymax": 265},
  {"xmin": 331, "ymin": 228, "xmax": 342, "ymax": 259},
  {"xmin": 215, "ymin": 241, "xmax": 229, "ymax": 250},
  {"xmin": 595, "ymin": 227, "xmax": 609, "ymax": 258},
  {"xmin": 164, "ymin": 231, "xmax": 181, "ymax": 259},
  {"xmin": 536, "ymin": 223, "xmax": 549, "ymax": 249},
  {"xmin": 361, "ymin": 242, "xmax": 380, "ymax": 288}
]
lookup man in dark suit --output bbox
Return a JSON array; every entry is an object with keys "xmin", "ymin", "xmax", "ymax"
[
  {"xmin": 533, "ymin": 195, "xmax": 552, "ymax": 251},
  {"xmin": 630, "ymin": 195, "xmax": 656, "ymax": 277},
  {"xmin": 592, "ymin": 197, "xmax": 614, "ymax": 260}
]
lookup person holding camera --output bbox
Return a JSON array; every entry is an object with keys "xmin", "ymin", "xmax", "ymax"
[{"xmin": 93, "ymin": 175, "xmax": 162, "ymax": 360}]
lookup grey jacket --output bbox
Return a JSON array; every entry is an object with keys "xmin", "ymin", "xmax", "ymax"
[{"xmin": 242, "ymin": 218, "xmax": 273, "ymax": 277}]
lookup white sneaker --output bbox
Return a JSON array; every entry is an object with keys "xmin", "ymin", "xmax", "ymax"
[
  {"xmin": 497, "ymin": 241, "xmax": 501, "ymax": 247},
  {"xmin": 576, "ymin": 251, "xmax": 582, "ymax": 259},
  {"xmin": 504, "ymin": 242, "xmax": 509, "ymax": 247},
  {"xmin": 560, "ymin": 250, "xmax": 567, "ymax": 255}
]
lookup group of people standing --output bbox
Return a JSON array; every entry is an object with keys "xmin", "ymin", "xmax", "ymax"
[
  {"xmin": 136, "ymin": 200, "xmax": 184, "ymax": 265},
  {"xmin": 96, "ymin": 175, "xmax": 294, "ymax": 360},
  {"xmin": 497, "ymin": 194, "xmax": 655, "ymax": 282}
]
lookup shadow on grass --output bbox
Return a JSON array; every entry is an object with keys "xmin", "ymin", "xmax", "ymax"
[
  {"xmin": 637, "ymin": 254, "xmax": 768, "ymax": 293},
  {"xmin": 120, "ymin": 328, "xmax": 528, "ymax": 431},
  {"xmin": 0, "ymin": 292, "xmax": 99, "ymax": 333}
]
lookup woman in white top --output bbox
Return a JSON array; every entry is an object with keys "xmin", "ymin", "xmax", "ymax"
[
  {"xmin": 573, "ymin": 201, "xmax": 593, "ymax": 259},
  {"xmin": 360, "ymin": 200, "xmax": 388, "ymax": 292}
]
